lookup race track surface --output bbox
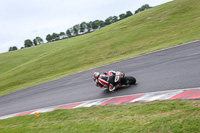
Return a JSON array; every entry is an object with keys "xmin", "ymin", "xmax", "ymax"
[{"xmin": 0, "ymin": 40, "xmax": 200, "ymax": 116}]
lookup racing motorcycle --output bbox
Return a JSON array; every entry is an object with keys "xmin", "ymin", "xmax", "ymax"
[{"xmin": 97, "ymin": 71, "xmax": 136, "ymax": 90}]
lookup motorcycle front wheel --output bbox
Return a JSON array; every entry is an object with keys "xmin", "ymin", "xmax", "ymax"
[{"xmin": 121, "ymin": 76, "xmax": 136, "ymax": 85}]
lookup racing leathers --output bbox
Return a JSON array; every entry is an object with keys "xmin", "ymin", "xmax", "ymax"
[{"xmin": 95, "ymin": 70, "xmax": 116, "ymax": 91}]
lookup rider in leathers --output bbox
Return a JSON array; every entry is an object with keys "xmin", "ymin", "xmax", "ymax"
[{"xmin": 94, "ymin": 70, "xmax": 117, "ymax": 91}]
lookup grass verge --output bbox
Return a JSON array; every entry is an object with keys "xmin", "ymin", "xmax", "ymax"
[{"xmin": 0, "ymin": 99, "xmax": 199, "ymax": 133}]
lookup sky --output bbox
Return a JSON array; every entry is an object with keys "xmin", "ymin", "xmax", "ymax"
[{"xmin": 0, "ymin": 0, "xmax": 172, "ymax": 53}]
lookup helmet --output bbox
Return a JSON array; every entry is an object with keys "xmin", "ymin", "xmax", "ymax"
[{"xmin": 94, "ymin": 72, "xmax": 100, "ymax": 79}]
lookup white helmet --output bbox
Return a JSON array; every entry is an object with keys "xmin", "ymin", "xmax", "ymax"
[{"xmin": 93, "ymin": 72, "xmax": 100, "ymax": 79}]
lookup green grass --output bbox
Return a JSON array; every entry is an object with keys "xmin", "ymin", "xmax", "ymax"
[
  {"xmin": 1, "ymin": 0, "xmax": 200, "ymax": 96},
  {"xmin": 0, "ymin": 99, "xmax": 200, "ymax": 133}
]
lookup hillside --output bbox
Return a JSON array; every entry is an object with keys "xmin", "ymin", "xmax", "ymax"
[{"xmin": 0, "ymin": 0, "xmax": 200, "ymax": 96}]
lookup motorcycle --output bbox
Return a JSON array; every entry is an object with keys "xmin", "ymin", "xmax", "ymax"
[{"xmin": 97, "ymin": 71, "xmax": 136, "ymax": 90}]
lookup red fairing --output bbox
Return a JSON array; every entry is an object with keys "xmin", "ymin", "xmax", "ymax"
[
  {"xmin": 109, "ymin": 84, "xmax": 113, "ymax": 89},
  {"xmin": 98, "ymin": 78, "xmax": 108, "ymax": 86},
  {"xmin": 100, "ymin": 74, "xmax": 107, "ymax": 77}
]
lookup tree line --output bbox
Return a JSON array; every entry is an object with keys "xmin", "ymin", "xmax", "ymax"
[{"xmin": 8, "ymin": 4, "xmax": 151, "ymax": 52}]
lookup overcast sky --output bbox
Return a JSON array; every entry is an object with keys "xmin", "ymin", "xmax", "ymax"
[{"xmin": 0, "ymin": 0, "xmax": 172, "ymax": 53}]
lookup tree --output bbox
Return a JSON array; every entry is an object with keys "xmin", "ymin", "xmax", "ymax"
[
  {"xmin": 69, "ymin": 27, "xmax": 74, "ymax": 36},
  {"xmin": 12, "ymin": 46, "xmax": 18, "ymax": 50},
  {"xmin": 92, "ymin": 20, "xmax": 101, "ymax": 30},
  {"xmin": 135, "ymin": 4, "xmax": 151, "ymax": 14},
  {"xmin": 126, "ymin": 11, "xmax": 133, "ymax": 17},
  {"xmin": 104, "ymin": 16, "xmax": 112, "ymax": 25},
  {"xmin": 33, "ymin": 39, "xmax": 37, "ymax": 46},
  {"xmin": 46, "ymin": 34, "xmax": 52, "ymax": 42},
  {"xmin": 33, "ymin": 37, "xmax": 43, "ymax": 45},
  {"xmin": 86, "ymin": 22, "xmax": 92, "ymax": 32},
  {"xmin": 104, "ymin": 16, "xmax": 118, "ymax": 26},
  {"xmin": 80, "ymin": 22, "xmax": 87, "ymax": 33},
  {"xmin": 99, "ymin": 20, "xmax": 105, "ymax": 28},
  {"xmin": 8, "ymin": 46, "xmax": 18, "ymax": 51},
  {"xmin": 112, "ymin": 16, "xmax": 118, "ymax": 23},
  {"xmin": 52, "ymin": 33, "xmax": 59, "ymax": 41},
  {"xmin": 73, "ymin": 24, "xmax": 80, "ymax": 36},
  {"xmin": 119, "ymin": 13, "xmax": 126, "ymax": 20},
  {"xmin": 59, "ymin": 32, "xmax": 66, "ymax": 39},
  {"xmin": 66, "ymin": 29, "xmax": 72, "ymax": 37},
  {"xmin": 73, "ymin": 27, "xmax": 78, "ymax": 36},
  {"xmin": 24, "ymin": 39, "xmax": 33, "ymax": 48},
  {"xmin": 36, "ymin": 37, "xmax": 43, "ymax": 44},
  {"xmin": 8, "ymin": 47, "xmax": 11, "ymax": 51}
]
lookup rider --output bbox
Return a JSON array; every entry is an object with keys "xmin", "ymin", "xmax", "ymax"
[{"xmin": 93, "ymin": 70, "xmax": 117, "ymax": 91}]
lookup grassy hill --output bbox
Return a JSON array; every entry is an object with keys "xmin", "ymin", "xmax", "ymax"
[{"xmin": 0, "ymin": 0, "xmax": 200, "ymax": 96}]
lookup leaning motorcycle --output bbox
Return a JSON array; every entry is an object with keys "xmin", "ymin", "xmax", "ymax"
[{"xmin": 99, "ymin": 71, "xmax": 136, "ymax": 90}]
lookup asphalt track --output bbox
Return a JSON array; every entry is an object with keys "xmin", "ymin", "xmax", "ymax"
[{"xmin": 0, "ymin": 40, "xmax": 200, "ymax": 116}]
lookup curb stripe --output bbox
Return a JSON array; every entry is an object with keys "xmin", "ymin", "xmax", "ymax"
[
  {"xmin": 190, "ymin": 91, "xmax": 200, "ymax": 99},
  {"xmin": 75, "ymin": 99, "xmax": 110, "ymax": 108},
  {"xmin": 183, "ymin": 89, "xmax": 200, "ymax": 99},
  {"xmin": 14, "ymin": 110, "xmax": 36, "ymax": 117},
  {"xmin": 100, "ymin": 94, "xmax": 144, "ymax": 105},
  {"xmin": 1, "ymin": 88, "xmax": 200, "ymax": 120},
  {"xmin": 54, "ymin": 102, "xmax": 83, "ymax": 110},
  {"xmin": 158, "ymin": 90, "xmax": 184, "ymax": 100},
  {"xmin": 169, "ymin": 89, "xmax": 200, "ymax": 99},
  {"xmin": 133, "ymin": 90, "xmax": 184, "ymax": 102},
  {"xmin": 0, "ymin": 113, "xmax": 19, "ymax": 120},
  {"xmin": 30, "ymin": 106, "xmax": 58, "ymax": 114}
]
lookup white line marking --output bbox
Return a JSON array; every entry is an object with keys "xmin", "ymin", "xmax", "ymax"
[
  {"xmin": 0, "ymin": 113, "xmax": 18, "ymax": 120},
  {"xmin": 74, "ymin": 98, "xmax": 110, "ymax": 108}
]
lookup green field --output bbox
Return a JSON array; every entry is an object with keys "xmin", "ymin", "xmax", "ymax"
[
  {"xmin": 0, "ymin": 99, "xmax": 199, "ymax": 133},
  {"xmin": 0, "ymin": 0, "xmax": 200, "ymax": 96}
]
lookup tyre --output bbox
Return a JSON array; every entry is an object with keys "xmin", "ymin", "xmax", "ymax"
[{"xmin": 121, "ymin": 76, "xmax": 136, "ymax": 85}]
